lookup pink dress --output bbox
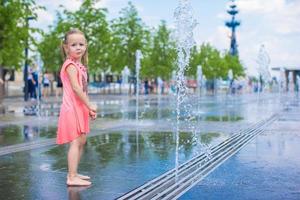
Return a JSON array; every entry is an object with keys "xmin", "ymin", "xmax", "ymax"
[{"xmin": 56, "ymin": 58, "xmax": 90, "ymax": 144}]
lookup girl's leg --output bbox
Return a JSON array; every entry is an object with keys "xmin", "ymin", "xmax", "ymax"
[
  {"xmin": 67, "ymin": 136, "xmax": 91, "ymax": 186},
  {"xmin": 78, "ymin": 134, "xmax": 86, "ymax": 163},
  {"xmin": 77, "ymin": 134, "xmax": 90, "ymax": 180}
]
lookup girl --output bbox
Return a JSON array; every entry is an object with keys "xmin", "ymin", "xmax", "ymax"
[{"xmin": 57, "ymin": 28, "xmax": 97, "ymax": 186}]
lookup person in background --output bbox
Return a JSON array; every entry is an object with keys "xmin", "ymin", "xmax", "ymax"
[
  {"xmin": 32, "ymin": 64, "xmax": 41, "ymax": 99},
  {"xmin": 56, "ymin": 73, "xmax": 63, "ymax": 99},
  {"xmin": 42, "ymin": 70, "xmax": 51, "ymax": 99},
  {"xmin": 28, "ymin": 68, "xmax": 36, "ymax": 99}
]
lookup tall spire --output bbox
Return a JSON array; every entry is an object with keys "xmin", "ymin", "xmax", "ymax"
[{"xmin": 225, "ymin": 0, "xmax": 241, "ymax": 56}]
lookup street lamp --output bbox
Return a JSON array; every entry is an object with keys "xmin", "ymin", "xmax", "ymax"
[{"xmin": 24, "ymin": 16, "xmax": 34, "ymax": 101}]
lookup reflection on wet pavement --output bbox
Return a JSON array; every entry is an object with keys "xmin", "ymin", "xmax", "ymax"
[
  {"xmin": 0, "ymin": 131, "xmax": 224, "ymax": 200},
  {"xmin": 0, "ymin": 125, "xmax": 57, "ymax": 147}
]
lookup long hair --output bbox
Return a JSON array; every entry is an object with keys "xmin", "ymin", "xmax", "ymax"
[{"xmin": 60, "ymin": 28, "xmax": 88, "ymax": 66}]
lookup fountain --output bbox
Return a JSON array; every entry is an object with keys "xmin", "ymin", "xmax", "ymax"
[
  {"xmin": 174, "ymin": 0, "xmax": 197, "ymax": 176},
  {"xmin": 196, "ymin": 65, "xmax": 204, "ymax": 123},
  {"xmin": 256, "ymin": 44, "xmax": 271, "ymax": 94},
  {"xmin": 35, "ymin": 58, "xmax": 43, "ymax": 117},
  {"xmin": 170, "ymin": 70, "xmax": 177, "ymax": 94},
  {"xmin": 197, "ymin": 65, "xmax": 203, "ymax": 95},
  {"xmin": 122, "ymin": 66, "xmax": 130, "ymax": 84},
  {"xmin": 135, "ymin": 50, "xmax": 143, "ymax": 157},
  {"xmin": 135, "ymin": 50, "xmax": 143, "ymax": 122},
  {"xmin": 157, "ymin": 76, "xmax": 164, "ymax": 95},
  {"xmin": 121, "ymin": 66, "xmax": 130, "ymax": 94},
  {"xmin": 228, "ymin": 69, "xmax": 233, "ymax": 94},
  {"xmin": 288, "ymin": 71, "xmax": 293, "ymax": 93}
]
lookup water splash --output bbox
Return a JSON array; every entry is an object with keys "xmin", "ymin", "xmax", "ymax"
[
  {"xmin": 174, "ymin": 0, "xmax": 197, "ymax": 178},
  {"xmin": 135, "ymin": 50, "xmax": 143, "ymax": 158},
  {"xmin": 135, "ymin": 49, "xmax": 143, "ymax": 123},
  {"xmin": 256, "ymin": 44, "xmax": 271, "ymax": 93},
  {"xmin": 197, "ymin": 65, "xmax": 203, "ymax": 95},
  {"xmin": 192, "ymin": 130, "xmax": 212, "ymax": 162}
]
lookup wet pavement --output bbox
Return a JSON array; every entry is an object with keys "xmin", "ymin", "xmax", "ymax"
[
  {"xmin": 0, "ymin": 93, "xmax": 299, "ymax": 199},
  {"xmin": 0, "ymin": 131, "xmax": 226, "ymax": 200},
  {"xmin": 180, "ymin": 124, "xmax": 300, "ymax": 200}
]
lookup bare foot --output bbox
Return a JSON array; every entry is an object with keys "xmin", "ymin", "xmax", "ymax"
[
  {"xmin": 67, "ymin": 176, "xmax": 92, "ymax": 186},
  {"xmin": 77, "ymin": 174, "xmax": 90, "ymax": 180}
]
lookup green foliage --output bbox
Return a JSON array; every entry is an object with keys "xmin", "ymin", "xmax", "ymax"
[
  {"xmin": 0, "ymin": 0, "xmax": 42, "ymax": 68},
  {"xmin": 204, "ymin": 115, "xmax": 243, "ymax": 122},
  {"xmin": 188, "ymin": 46, "xmax": 201, "ymax": 77},
  {"xmin": 200, "ymin": 132, "xmax": 220, "ymax": 144},
  {"xmin": 141, "ymin": 20, "xmax": 176, "ymax": 79},
  {"xmin": 199, "ymin": 43, "xmax": 224, "ymax": 79},
  {"xmin": 223, "ymin": 51, "xmax": 245, "ymax": 79},
  {"xmin": 38, "ymin": 28, "xmax": 63, "ymax": 72},
  {"xmin": 110, "ymin": 1, "xmax": 150, "ymax": 74},
  {"xmin": 38, "ymin": 0, "xmax": 110, "ymax": 73},
  {"xmin": 188, "ymin": 43, "xmax": 245, "ymax": 80}
]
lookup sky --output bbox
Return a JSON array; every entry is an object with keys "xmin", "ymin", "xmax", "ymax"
[{"xmin": 32, "ymin": 0, "xmax": 300, "ymax": 76}]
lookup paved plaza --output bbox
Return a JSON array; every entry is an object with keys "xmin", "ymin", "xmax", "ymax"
[{"xmin": 0, "ymin": 93, "xmax": 299, "ymax": 199}]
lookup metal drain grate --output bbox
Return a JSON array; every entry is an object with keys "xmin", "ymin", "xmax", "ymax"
[{"xmin": 117, "ymin": 114, "xmax": 278, "ymax": 200}]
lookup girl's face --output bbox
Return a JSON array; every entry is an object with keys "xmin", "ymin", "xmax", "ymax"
[{"xmin": 64, "ymin": 33, "xmax": 87, "ymax": 61}]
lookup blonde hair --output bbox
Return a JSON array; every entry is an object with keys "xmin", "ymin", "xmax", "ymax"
[{"xmin": 61, "ymin": 28, "xmax": 88, "ymax": 66}]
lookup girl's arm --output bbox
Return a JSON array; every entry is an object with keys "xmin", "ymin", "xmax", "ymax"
[{"xmin": 66, "ymin": 64, "xmax": 96, "ymax": 111}]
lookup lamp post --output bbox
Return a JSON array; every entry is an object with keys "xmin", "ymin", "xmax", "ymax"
[{"xmin": 24, "ymin": 16, "xmax": 34, "ymax": 101}]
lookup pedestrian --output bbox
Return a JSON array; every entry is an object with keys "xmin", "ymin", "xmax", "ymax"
[
  {"xmin": 144, "ymin": 79, "xmax": 149, "ymax": 95},
  {"xmin": 56, "ymin": 28, "xmax": 97, "ymax": 186},
  {"xmin": 56, "ymin": 73, "xmax": 63, "ymax": 99},
  {"xmin": 32, "ymin": 64, "xmax": 40, "ymax": 99},
  {"xmin": 27, "ymin": 68, "xmax": 36, "ymax": 99},
  {"xmin": 42, "ymin": 70, "xmax": 51, "ymax": 99}
]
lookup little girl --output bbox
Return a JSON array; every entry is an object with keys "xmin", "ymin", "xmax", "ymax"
[{"xmin": 56, "ymin": 28, "xmax": 97, "ymax": 186}]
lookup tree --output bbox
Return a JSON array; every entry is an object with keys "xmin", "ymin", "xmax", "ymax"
[
  {"xmin": 39, "ymin": 0, "xmax": 111, "ymax": 74},
  {"xmin": 110, "ymin": 1, "xmax": 149, "ymax": 74},
  {"xmin": 0, "ymin": 0, "xmax": 41, "ymax": 100},
  {"xmin": 188, "ymin": 43, "xmax": 244, "ymax": 80},
  {"xmin": 198, "ymin": 43, "xmax": 223, "ymax": 80},
  {"xmin": 0, "ymin": 0, "xmax": 41, "ymax": 68},
  {"xmin": 38, "ymin": 27, "xmax": 63, "ymax": 72},
  {"xmin": 223, "ymin": 51, "xmax": 245, "ymax": 79},
  {"xmin": 142, "ymin": 20, "xmax": 176, "ymax": 80},
  {"xmin": 187, "ymin": 46, "xmax": 201, "ymax": 78}
]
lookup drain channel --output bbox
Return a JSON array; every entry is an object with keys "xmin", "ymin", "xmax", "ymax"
[{"xmin": 117, "ymin": 114, "xmax": 278, "ymax": 200}]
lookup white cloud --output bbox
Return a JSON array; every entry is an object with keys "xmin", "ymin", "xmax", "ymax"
[
  {"xmin": 94, "ymin": 0, "xmax": 110, "ymax": 8},
  {"xmin": 135, "ymin": 4, "xmax": 145, "ymax": 13},
  {"xmin": 35, "ymin": 0, "xmax": 82, "ymax": 31},
  {"xmin": 237, "ymin": 0, "xmax": 285, "ymax": 13},
  {"xmin": 237, "ymin": 0, "xmax": 300, "ymax": 34},
  {"xmin": 43, "ymin": 0, "xmax": 81, "ymax": 12},
  {"xmin": 31, "ymin": 9, "xmax": 54, "ymax": 30},
  {"xmin": 206, "ymin": 26, "xmax": 229, "ymax": 50},
  {"xmin": 142, "ymin": 15, "xmax": 162, "ymax": 27}
]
